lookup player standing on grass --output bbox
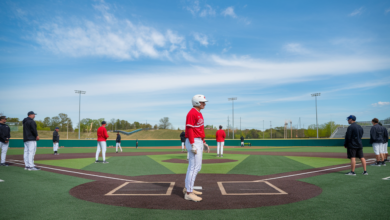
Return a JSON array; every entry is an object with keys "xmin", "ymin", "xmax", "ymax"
[
  {"xmin": 0, "ymin": 116, "xmax": 10, "ymax": 166},
  {"xmin": 116, "ymin": 132, "xmax": 122, "ymax": 153},
  {"xmin": 240, "ymin": 136, "xmax": 244, "ymax": 147},
  {"xmin": 23, "ymin": 111, "xmax": 40, "ymax": 171},
  {"xmin": 370, "ymin": 118, "xmax": 385, "ymax": 166},
  {"xmin": 378, "ymin": 123, "xmax": 389, "ymax": 163},
  {"xmin": 53, "ymin": 127, "xmax": 60, "ymax": 155},
  {"xmin": 216, "ymin": 125, "xmax": 226, "ymax": 157},
  {"xmin": 344, "ymin": 115, "xmax": 367, "ymax": 176},
  {"xmin": 96, "ymin": 121, "xmax": 109, "ymax": 163},
  {"xmin": 183, "ymin": 94, "xmax": 209, "ymax": 202},
  {"xmin": 180, "ymin": 131, "xmax": 186, "ymax": 152}
]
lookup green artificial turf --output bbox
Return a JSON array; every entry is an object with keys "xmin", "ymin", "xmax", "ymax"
[
  {"xmin": 35, "ymin": 157, "xmax": 105, "ymax": 169},
  {"xmin": 81, "ymin": 156, "xmax": 175, "ymax": 176},
  {"xmin": 1, "ymin": 161, "xmax": 389, "ymax": 219},
  {"xmin": 228, "ymin": 155, "xmax": 314, "ymax": 176},
  {"xmin": 147, "ymin": 153, "xmax": 249, "ymax": 174},
  {"xmin": 6, "ymin": 147, "xmax": 181, "ymax": 155},
  {"xmin": 285, "ymin": 156, "xmax": 350, "ymax": 168},
  {"xmin": 225, "ymin": 146, "xmax": 375, "ymax": 154}
]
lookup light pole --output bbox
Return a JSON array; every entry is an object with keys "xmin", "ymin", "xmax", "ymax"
[
  {"xmin": 311, "ymin": 93, "xmax": 321, "ymax": 139},
  {"xmin": 228, "ymin": 97, "xmax": 237, "ymax": 139},
  {"xmin": 263, "ymin": 120, "xmax": 264, "ymax": 139},
  {"xmin": 75, "ymin": 90, "xmax": 86, "ymax": 140},
  {"xmin": 270, "ymin": 121, "xmax": 272, "ymax": 139}
]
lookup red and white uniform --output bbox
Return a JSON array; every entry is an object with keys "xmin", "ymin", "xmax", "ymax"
[
  {"xmin": 216, "ymin": 129, "xmax": 226, "ymax": 156},
  {"xmin": 185, "ymin": 108, "xmax": 205, "ymax": 193},
  {"xmin": 96, "ymin": 126, "xmax": 109, "ymax": 161}
]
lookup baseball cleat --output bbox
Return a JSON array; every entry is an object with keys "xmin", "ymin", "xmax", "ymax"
[
  {"xmin": 29, "ymin": 167, "xmax": 40, "ymax": 171},
  {"xmin": 102, "ymin": 161, "xmax": 109, "ymax": 164},
  {"xmin": 382, "ymin": 162, "xmax": 386, "ymax": 166},
  {"xmin": 34, "ymin": 167, "xmax": 41, "ymax": 170},
  {"xmin": 370, "ymin": 162, "xmax": 381, "ymax": 166},
  {"xmin": 183, "ymin": 188, "xmax": 202, "ymax": 195},
  {"xmin": 221, "ymin": 155, "xmax": 223, "ymax": 158},
  {"xmin": 25, "ymin": 167, "xmax": 29, "ymax": 170},
  {"xmin": 216, "ymin": 155, "xmax": 219, "ymax": 157},
  {"xmin": 184, "ymin": 193, "xmax": 202, "ymax": 202},
  {"xmin": 116, "ymin": 152, "xmax": 118, "ymax": 153},
  {"xmin": 345, "ymin": 171, "xmax": 356, "ymax": 176},
  {"xmin": 362, "ymin": 171, "xmax": 368, "ymax": 175},
  {"xmin": 95, "ymin": 160, "xmax": 99, "ymax": 163},
  {"xmin": 0, "ymin": 163, "xmax": 8, "ymax": 166}
]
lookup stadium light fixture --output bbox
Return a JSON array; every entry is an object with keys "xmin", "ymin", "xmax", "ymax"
[
  {"xmin": 311, "ymin": 93, "xmax": 321, "ymax": 139},
  {"xmin": 75, "ymin": 90, "xmax": 86, "ymax": 140},
  {"xmin": 228, "ymin": 97, "xmax": 237, "ymax": 139}
]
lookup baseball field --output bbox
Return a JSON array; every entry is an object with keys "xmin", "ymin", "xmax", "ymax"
[{"xmin": 1, "ymin": 145, "xmax": 389, "ymax": 220}]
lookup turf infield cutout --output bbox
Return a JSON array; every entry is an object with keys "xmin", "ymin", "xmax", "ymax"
[
  {"xmin": 217, "ymin": 181, "xmax": 287, "ymax": 195},
  {"xmin": 105, "ymin": 182, "xmax": 175, "ymax": 196}
]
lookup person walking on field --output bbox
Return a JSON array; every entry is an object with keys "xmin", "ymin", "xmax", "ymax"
[
  {"xmin": 180, "ymin": 131, "xmax": 186, "ymax": 152},
  {"xmin": 23, "ymin": 111, "xmax": 40, "ymax": 171},
  {"xmin": 0, "ymin": 116, "xmax": 11, "ymax": 166},
  {"xmin": 370, "ymin": 118, "xmax": 385, "ymax": 166},
  {"xmin": 344, "ymin": 115, "xmax": 367, "ymax": 175},
  {"xmin": 116, "ymin": 132, "xmax": 122, "ymax": 153},
  {"xmin": 216, "ymin": 125, "xmax": 226, "ymax": 157},
  {"xmin": 378, "ymin": 123, "xmax": 389, "ymax": 163},
  {"xmin": 96, "ymin": 121, "xmax": 109, "ymax": 163},
  {"xmin": 240, "ymin": 136, "xmax": 244, "ymax": 147},
  {"xmin": 53, "ymin": 127, "xmax": 60, "ymax": 155},
  {"xmin": 183, "ymin": 94, "xmax": 209, "ymax": 202}
]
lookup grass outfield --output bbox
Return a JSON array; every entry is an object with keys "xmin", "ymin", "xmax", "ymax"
[
  {"xmin": 1, "ymin": 156, "xmax": 388, "ymax": 219},
  {"xmin": 6, "ymin": 146, "xmax": 375, "ymax": 155}
]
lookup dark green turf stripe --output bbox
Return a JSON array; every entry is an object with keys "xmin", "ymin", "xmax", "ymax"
[{"xmin": 81, "ymin": 155, "xmax": 175, "ymax": 176}]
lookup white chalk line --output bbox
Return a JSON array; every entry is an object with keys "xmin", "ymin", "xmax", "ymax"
[
  {"xmin": 382, "ymin": 176, "xmax": 390, "ymax": 180},
  {"xmin": 8, "ymin": 159, "xmax": 141, "ymax": 183},
  {"xmin": 257, "ymin": 158, "xmax": 376, "ymax": 181}
]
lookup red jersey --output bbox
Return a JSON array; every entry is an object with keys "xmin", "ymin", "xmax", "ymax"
[
  {"xmin": 97, "ymin": 126, "xmax": 109, "ymax": 141},
  {"xmin": 216, "ymin": 129, "xmax": 226, "ymax": 142},
  {"xmin": 185, "ymin": 108, "xmax": 205, "ymax": 144}
]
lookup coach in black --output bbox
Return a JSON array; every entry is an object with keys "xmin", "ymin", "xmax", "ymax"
[
  {"xmin": 344, "ymin": 115, "xmax": 367, "ymax": 176},
  {"xmin": 180, "ymin": 131, "xmax": 186, "ymax": 152},
  {"xmin": 0, "ymin": 116, "xmax": 11, "ymax": 166}
]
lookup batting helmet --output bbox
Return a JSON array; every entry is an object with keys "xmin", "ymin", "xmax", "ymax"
[{"xmin": 192, "ymin": 94, "xmax": 208, "ymax": 107}]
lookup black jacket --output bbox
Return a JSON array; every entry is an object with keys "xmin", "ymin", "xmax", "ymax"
[
  {"xmin": 180, "ymin": 132, "xmax": 186, "ymax": 142},
  {"xmin": 53, "ymin": 130, "xmax": 59, "ymax": 143},
  {"xmin": 240, "ymin": 136, "xmax": 244, "ymax": 141},
  {"xmin": 383, "ymin": 127, "xmax": 389, "ymax": 144},
  {"xmin": 344, "ymin": 123, "xmax": 363, "ymax": 149},
  {"xmin": 116, "ymin": 134, "xmax": 121, "ymax": 143},
  {"xmin": 370, "ymin": 124, "xmax": 384, "ymax": 144},
  {"xmin": 23, "ymin": 117, "xmax": 38, "ymax": 142},
  {"xmin": 0, "ymin": 123, "xmax": 11, "ymax": 143}
]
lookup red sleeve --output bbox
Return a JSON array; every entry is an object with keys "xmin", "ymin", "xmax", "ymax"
[
  {"xmin": 186, "ymin": 111, "xmax": 197, "ymax": 144},
  {"xmin": 104, "ymin": 128, "xmax": 109, "ymax": 139}
]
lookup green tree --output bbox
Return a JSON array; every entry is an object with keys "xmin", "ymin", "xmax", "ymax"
[{"xmin": 159, "ymin": 117, "xmax": 171, "ymax": 129}]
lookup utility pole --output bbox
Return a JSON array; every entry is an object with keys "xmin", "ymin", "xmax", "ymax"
[
  {"xmin": 75, "ymin": 90, "xmax": 86, "ymax": 140},
  {"xmin": 240, "ymin": 117, "xmax": 241, "ymax": 135},
  {"xmin": 270, "ymin": 121, "xmax": 272, "ymax": 139},
  {"xmin": 263, "ymin": 120, "xmax": 264, "ymax": 139},
  {"xmin": 290, "ymin": 120, "xmax": 292, "ymax": 139},
  {"xmin": 227, "ymin": 116, "xmax": 230, "ymax": 138},
  {"xmin": 228, "ymin": 97, "xmax": 237, "ymax": 139},
  {"xmin": 67, "ymin": 120, "xmax": 69, "ymax": 139},
  {"xmin": 311, "ymin": 93, "xmax": 321, "ymax": 139}
]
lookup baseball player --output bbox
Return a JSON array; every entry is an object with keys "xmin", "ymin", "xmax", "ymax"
[
  {"xmin": 180, "ymin": 131, "xmax": 186, "ymax": 152},
  {"xmin": 23, "ymin": 111, "xmax": 40, "ymax": 171},
  {"xmin": 216, "ymin": 125, "xmax": 226, "ymax": 157},
  {"xmin": 183, "ymin": 94, "xmax": 209, "ymax": 202},
  {"xmin": 370, "ymin": 118, "xmax": 385, "ymax": 166},
  {"xmin": 379, "ymin": 123, "xmax": 389, "ymax": 163},
  {"xmin": 0, "ymin": 116, "xmax": 10, "ymax": 166},
  {"xmin": 344, "ymin": 115, "xmax": 367, "ymax": 175},
  {"xmin": 53, "ymin": 127, "xmax": 60, "ymax": 155},
  {"xmin": 96, "ymin": 121, "xmax": 109, "ymax": 163},
  {"xmin": 240, "ymin": 136, "xmax": 244, "ymax": 147},
  {"xmin": 116, "ymin": 132, "xmax": 122, "ymax": 153}
]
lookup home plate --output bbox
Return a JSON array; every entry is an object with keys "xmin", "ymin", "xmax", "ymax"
[{"xmin": 193, "ymin": 186, "xmax": 202, "ymax": 190}]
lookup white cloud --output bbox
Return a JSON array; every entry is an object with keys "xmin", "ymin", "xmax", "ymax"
[
  {"xmin": 386, "ymin": 8, "xmax": 390, "ymax": 14},
  {"xmin": 185, "ymin": 0, "xmax": 200, "ymax": 15},
  {"xmin": 200, "ymin": 5, "xmax": 216, "ymax": 17},
  {"xmin": 372, "ymin": 101, "xmax": 390, "ymax": 107},
  {"xmin": 349, "ymin": 7, "xmax": 363, "ymax": 16},
  {"xmin": 221, "ymin": 6, "xmax": 237, "ymax": 18},
  {"xmin": 193, "ymin": 33, "xmax": 209, "ymax": 46},
  {"xmin": 34, "ymin": 2, "xmax": 187, "ymax": 60},
  {"xmin": 283, "ymin": 43, "xmax": 309, "ymax": 54}
]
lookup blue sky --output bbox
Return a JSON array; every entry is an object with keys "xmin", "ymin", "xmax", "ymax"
[{"xmin": 1, "ymin": 0, "xmax": 389, "ymax": 130}]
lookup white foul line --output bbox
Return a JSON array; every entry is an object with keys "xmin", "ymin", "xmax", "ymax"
[
  {"xmin": 257, "ymin": 158, "xmax": 376, "ymax": 181},
  {"xmin": 8, "ymin": 159, "xmax": 140, "ymax": 183},
  {"xmin": 382, "ymin": 176, "xmax": 390, "ymax": 180}
]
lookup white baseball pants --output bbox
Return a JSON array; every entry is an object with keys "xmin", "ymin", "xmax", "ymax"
[
  {"xmin": 217, "ymin": 142, "xmax": 224, "ymax": 155},
  {"xmin": 96, "ymin": 141, "xmax": 107, "ymax": 161},
  {"xmin": 181, "ymin": 142, "xmax": 185, "ymax": 150},
  {"xmin": 0, "ymin": 142, "xmax": 9, "ymax": 163},
  {"xmin": 372, "ymin": 143, "xmax": 382, "ymax": 155},
  {"xmin": 53, "ymin": 142, "xmax": 59, "ymax": 151},
  {"xmin": 24, "ymin": 141, "xmax": 37, "ymax": 168},
  {"xmin": 384, "ymin": 143, "xmax": 388, "ymax": 154},
  {"xmin": 185, "ymin": 138, "xmax": 203, "ymax": 193},
  {"xmin": 116, "ymin": 142, "xmax": 122, "ymax": 152},
  {"xmin": 241, "ymin": 141, "xmax": 244, "ymax": 146}
]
